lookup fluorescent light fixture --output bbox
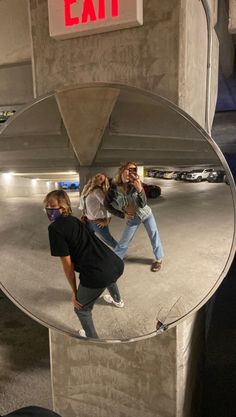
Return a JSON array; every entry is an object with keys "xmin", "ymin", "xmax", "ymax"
[
  {"xmin": 2, "ymin": 172, "xmax": 14, "ymax": 184},
  {"xmin": 3, "ymin": 171, "xmax": 15, "ymax": 175}
]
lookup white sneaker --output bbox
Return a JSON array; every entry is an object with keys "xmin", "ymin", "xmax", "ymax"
[
  {"xmin": 78, "ymin": 329, "xmax": 86, "ymax": 337},
  {"xmin": 103, "ymin": 294, "xmax": 124, "ymax": 308}
]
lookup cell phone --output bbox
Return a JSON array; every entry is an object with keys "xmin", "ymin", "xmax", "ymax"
[
  {"xmin": 128, "ymin": 170, "xmax": 139, "ymax": 181},
  {"xmin": 128, "ymin": 167, "xmax": 137, "ymax": 174}
]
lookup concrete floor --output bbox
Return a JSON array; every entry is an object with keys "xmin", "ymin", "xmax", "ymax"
[{"xmin": 0, "ymin": 179, "xmax": 234, "ymax": 341}]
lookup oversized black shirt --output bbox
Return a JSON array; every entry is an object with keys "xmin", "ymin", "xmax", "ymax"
[{"xmin": 48, "ymin": 215, "xmax": 124, "ymax": 288}]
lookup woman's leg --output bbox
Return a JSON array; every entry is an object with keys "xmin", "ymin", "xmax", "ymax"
[
  {"xmin": 115, "ymin": 217, "xmax": 141, "ymax": 259},
  {"xmin": 143, "ymin": 214, "xmax": 164, "ymax": 260},
  {"xmin": 74, "ymin": 284, "xmax": 105, "ymax": 338},
  {"xmin": 103, "ymin": 281, "xmax": 124, "ymax": 307},
  {"xmin": 89, "ymin": 222, "xmax": 117, "ymax": 248},
  {"xmin": 107, "ymin": 282, "xmax": 121, "ymax": 302}
]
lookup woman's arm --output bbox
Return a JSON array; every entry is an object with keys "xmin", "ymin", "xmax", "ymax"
[
  {"xmin": 129, "ymin": 174, "xmax": 147, "ymax": 208},
  {"xmin": 136, "ymin": 188, "xmax": 147, "ymax": 208},
  {"xmin": 104, "ymin": 188, "xmax": 125, "ymax": 218},
  {"xmin": 60, "ymin": 256, "xmax": 83, "ymax": 309}
]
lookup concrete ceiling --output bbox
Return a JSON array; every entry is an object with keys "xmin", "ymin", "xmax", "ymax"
[
  {"xmin": 0, "ymin": 95, "xmax": 78, "ymax": 179},
  {"xmin": 0, "ymin": 85, "xmax": 221, "ymax": 180}
]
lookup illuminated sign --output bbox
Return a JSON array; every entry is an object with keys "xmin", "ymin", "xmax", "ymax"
[{"xmin": 48, "ymin": 0, "xmax": 143, "ymax": 40}]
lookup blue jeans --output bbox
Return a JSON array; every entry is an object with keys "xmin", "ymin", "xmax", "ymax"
[
  {"xmin": 86, "ymin": 223, "xmax": 117, "ymax": 249},
  {"xmin": 74, "ymin": 282, "xmax": 121, "ymax": 338},
  {"xmin": 115, "ymin": 214, "xmax": 164, "ymax": 260}
]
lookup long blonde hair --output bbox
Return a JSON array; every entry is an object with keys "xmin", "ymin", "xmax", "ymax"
[
  {"xmin": 113, "ymin": 162, "xmax": 137, "ymax": 186},
  {"xmin": 81, "ymin": 173, "xmax": 110, "ymax": 198}
]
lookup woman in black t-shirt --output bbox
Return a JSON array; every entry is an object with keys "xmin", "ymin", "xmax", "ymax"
[{"xmin": 44, "ymin": 190, "xmax": 124, "ymax": 339}]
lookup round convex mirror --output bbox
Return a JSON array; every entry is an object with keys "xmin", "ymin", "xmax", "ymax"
[{"xmin": 0, "ymin": 83, "xmax": 235, "ymax": 342}]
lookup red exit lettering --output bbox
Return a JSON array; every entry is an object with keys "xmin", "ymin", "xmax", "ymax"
[{"xmin": 64, "ymin": 0, "xmax": 119, "ymax": 26}]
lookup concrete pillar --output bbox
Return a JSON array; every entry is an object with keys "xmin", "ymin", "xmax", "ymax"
[
  {"xmin": 178, "ymin": 0, "xmax": 219, "ymax": 129},
  {"xmin": 0, "ymin": 0, "xmax": 33, "ymax": 106},
  {"xmin": 50, "ymin": 310, "xmax": 205, "ymax": 417},
  {"xmin": 50, "ymin": 329, "xmax": 177, "ymax": 417},
  {"xmin": 55, "ymin": 88, "xmax": 120, "ymax": 166},
  {"xmin": 0, "ymin": 0, "xmax": 31, "ymax": 66},
  {"xmin": 29, "ymin": 0, "xmax": 181, "ymax": 103},
  {"xmin": 28, "ymin": 0, "xmax": 219, "ymax": 129},
  {"xmin": 229, "ymin": 0, "xmax": 236, "ymax": 33},
  {"xmin": 27, "ymin": 1, "xmax": 219, "ymax": 416}
]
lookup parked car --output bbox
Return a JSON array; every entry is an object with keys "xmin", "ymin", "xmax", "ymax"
[
  {"xmin": 185, "ymin": 168, "xmax": 213, "ymax": 182},
  {"xmin": 207, "ymin": 170, "xmax": 226, "ymax": 183},
  {"xmin": 174, "ymin": 171, "xmax": 182, "ymax": 180},
  {"xmin": 0, "ymin": 110, "xmax": 16, "ymax": 123},
  {"xmin": 155, "ymin": 171, "xmax": 165, "ymax": 178},
  {"xmin": 176, "ymin": 171, "xmax": 188, "ymax": 181},
  {"xmin": 172, "ymin": 171, "xmax": 180, "ymax": 180},
  {"xmin": 163, "ymin": 171, "xmax": 175, "ymax": 179},
  {"xmin": 69, "ymin": 183, "xmax": 78, "ymax": 190},
  {"xmin": 147, "ymin": 168, "xmax": 159, "ymax": 177},
  {"xmin": 142, "ymin": 183, "xmax": 161, "ymax": 198}
]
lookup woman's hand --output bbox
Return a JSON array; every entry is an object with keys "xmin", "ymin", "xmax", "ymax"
[
  {"xmin": 72, "ymin": 293, "xmax": 83, "ymax": 309},
  {"xmin": 95, "ymin": 218, "xmax": 110, "ymax": 228},
  {"xmin": 129, "ymin": 173, "xmax": 143, "ymax": 193},
  {"xmin": 124, "ymin": 211, "xmax": 134, "ymax": 220},
  {"xmin": 95, "ymin": 219, "xmax": 105, "ymax": 228}
]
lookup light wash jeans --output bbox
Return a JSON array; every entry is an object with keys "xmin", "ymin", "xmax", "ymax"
[
  {"xmin": 115, "ymin": 214, "xmax": 164, "ymax": 260},
  {"xmin": 74, "ymin": 282, "xmax": 121, "ymax": 338},
  {"xmin": 86, "ymin": 223, "xmax": 117, "ymax": 249}
]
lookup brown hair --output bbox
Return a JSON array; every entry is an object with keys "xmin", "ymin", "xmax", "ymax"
[
  {"xmin": 113, "ymin": 162, "xmax": 137, "ymax": 186},
  {"xmin": 43, "ymin": 190, "xmax": 72, "ymax": 216}
]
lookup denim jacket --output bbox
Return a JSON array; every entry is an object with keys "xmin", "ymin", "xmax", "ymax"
[{"xmin": 104, "ymin": 184, "xmax": 152, "ymax": 221}]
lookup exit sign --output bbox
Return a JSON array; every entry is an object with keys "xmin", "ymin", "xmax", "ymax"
[{"xmin": 48, "ymin": 0, "xmax": 143, "ymax": 40}]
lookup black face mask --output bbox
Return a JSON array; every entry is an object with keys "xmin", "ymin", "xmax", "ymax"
[{"xmin": 45, "ymin": 208, "xmax": 62, "ymax": 222}]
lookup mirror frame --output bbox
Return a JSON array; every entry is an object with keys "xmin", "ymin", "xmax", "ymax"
[{"xmin": 0, "ymin": 82, "xmax": 236, "ymax": 343}]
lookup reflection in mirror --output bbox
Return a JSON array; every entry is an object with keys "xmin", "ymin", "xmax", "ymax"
[{"xmin": 0, "ymin": 84, "xmax": 235, "ymax": 341}]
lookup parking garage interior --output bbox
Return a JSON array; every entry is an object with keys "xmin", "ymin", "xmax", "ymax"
[{"xmin": 1, "ymin": 1, "xmax": 236, "ymax": 417}]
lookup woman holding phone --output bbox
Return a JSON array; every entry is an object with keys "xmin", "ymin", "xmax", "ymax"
[{"xmin": 104, "ymin": 162, "xmax": 164, "ymax": 272}]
